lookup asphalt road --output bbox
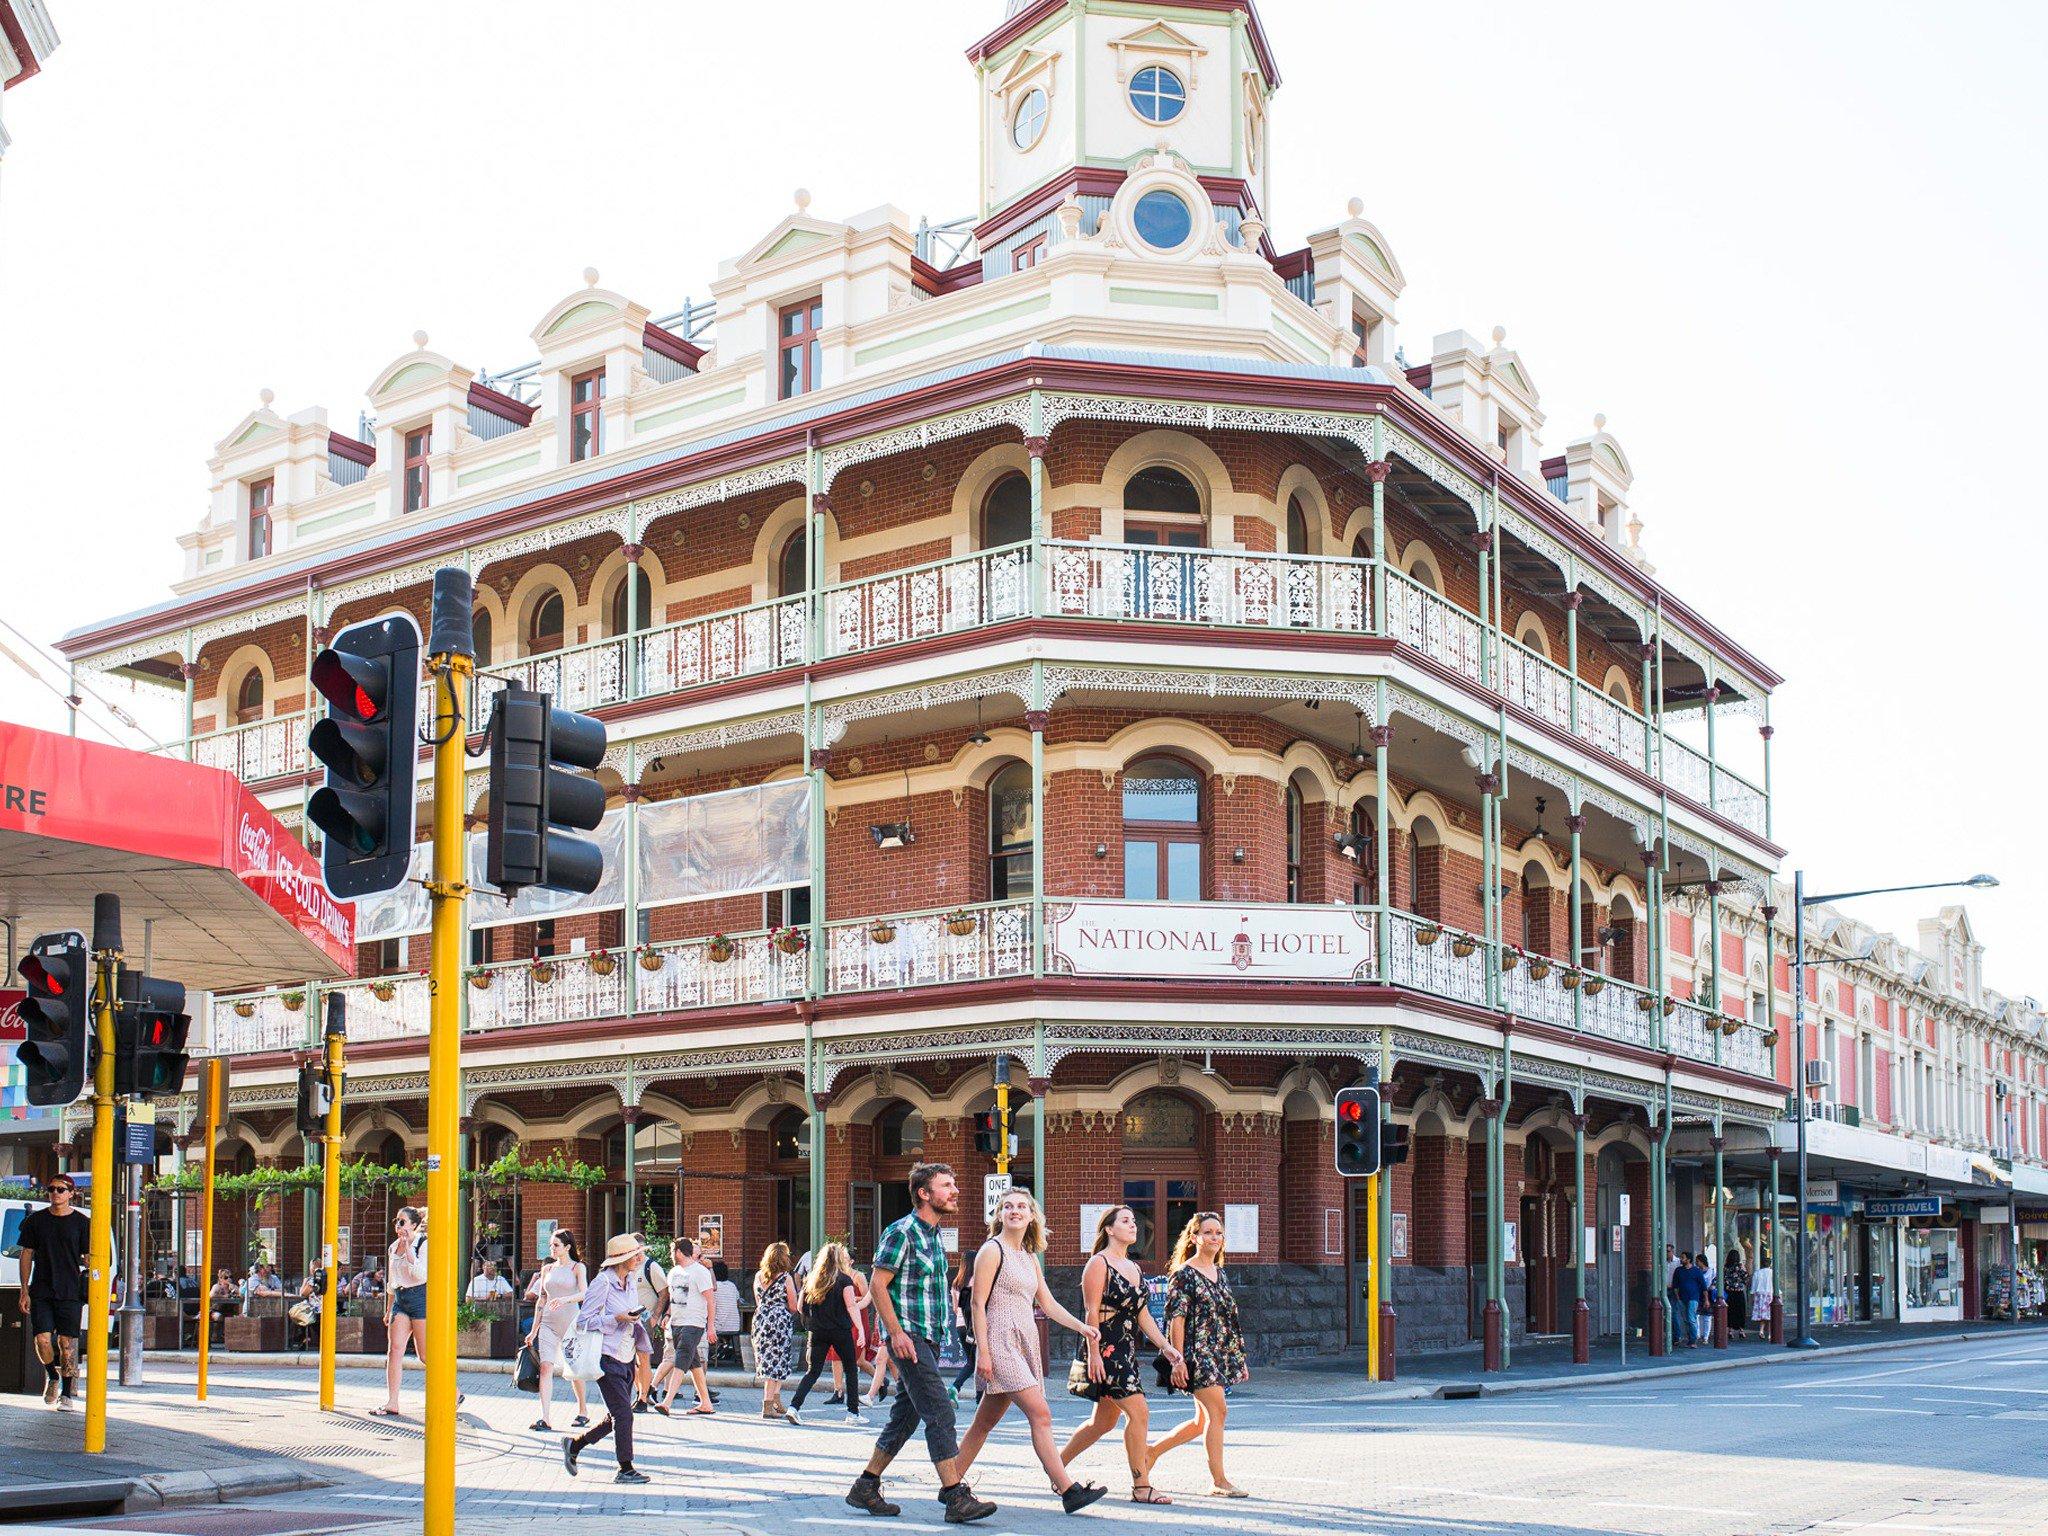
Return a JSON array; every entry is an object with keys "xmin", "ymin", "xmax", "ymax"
[{"xmin": 9, "ymin": 1334, "xmax": 2048, "ymax": 1536}]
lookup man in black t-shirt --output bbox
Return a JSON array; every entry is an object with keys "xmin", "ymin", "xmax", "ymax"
[{"xmin": 17, "ymin": 1173, "xmax": 91, "ymax": 1408}]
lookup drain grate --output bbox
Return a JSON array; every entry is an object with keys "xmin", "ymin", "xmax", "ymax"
[{"xmin": 264, "ymin": 1442, "xmax": 403, "ymax": 1461}]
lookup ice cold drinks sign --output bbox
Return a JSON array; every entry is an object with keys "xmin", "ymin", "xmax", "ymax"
[{"xmin": 1047, "ymin": 901, "xmax": 1375, "ymax": 981}]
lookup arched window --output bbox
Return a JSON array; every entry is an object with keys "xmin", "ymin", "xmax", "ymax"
[
  {"xmin": 1285, "ymin": 782, "xmax": 1305, "ymax": 903},
  {"xmin": 1121, "ymin": 1089, "xmax": 1201, "ymax": 1263},
  {"xmin": 472, "ymin": 609, "xmax": 494, "ymax": 666},
  {"xmin": 769, "ymin": 1108, "xmax": 810, "ymax": 1164},
  {"xmin": 1349, "ymin": 797, "xmax": 1379, "ymax": 905},
  {"xmin": 525, "ymin": 592, "xmax": 564, "ymax": 657},
  {"xmin": 233, "ymin": 670, "xmax": 264, "ymax": 726},
  {"xmin": 877, "ymin": 1103, "xmax": 925, "ymax": 1159},
  {"xmin": 775, "ymin": 528, "xmax": 809, "ymax": 597},
  {"xmin": 1124, "ymin": 465, "xmax": 1202, "ymax": 519},
  {"xmin": 1122, "ymin": 753, "xmax": 1203, "ymax": 902},
  {"xmin": 988, "ymin": 760, "xmax": 1034, "ymax": 900},
  {"xmin": 1406, "ymin": 552, "xmax": 1444, "ymax": 595},
  {"xmin": 1516, "ymin": 619, "xmax": 1548, "ymax": 658},
  {"xmin": 1351, "ymin": 533, "xmax": 1370, "ymax": 562},
  {"xmin": 1520, "ymin": 868, "xmax": 1544, "ymax": 952},
  {"xmin": 982, "ymin": 473, "xmax": 1032, "ymax": 549},
  {"xmin": 1285, "ymin": 496, "xmax": 1311, "ymax": 556},
  {"xmin": 608, "ymin": 567, "xmax": 653, "ymax": 637},
  {"xmin": 1407, "ymin": 825, "xmax": 1428, "ymax": 915}
]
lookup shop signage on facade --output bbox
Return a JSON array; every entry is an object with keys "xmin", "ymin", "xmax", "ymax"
[
  {"xmin": 1807, "ymin": 1179, "xmax": 1840, "ymax": 1203},
  {"xmin": 1864, "ymin": 1197, "xmax": 1942, "ymax": 1218},
  {"xmin": 1046, "ymin": 901, "xmax": 1374, "ymax": 981}
]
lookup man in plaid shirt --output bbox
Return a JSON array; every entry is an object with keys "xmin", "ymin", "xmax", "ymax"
[{"xmin": 847, "ymin": 1163, "xmax": 995, "ymax": 1523}]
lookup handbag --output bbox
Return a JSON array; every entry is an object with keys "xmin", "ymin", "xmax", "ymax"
[
  {"xmin": 1151, "ymin": 1351, "xmax": 1177, "ymax": 1392},
  {"xmin": 515, "ymin": 1343, "xmax": 541, "ymax": 1394},
  {"xmin": 1065, "ymin": 1355, "xmax": 1094, "ymax": 1397},
  {"xmin": 562, "ymin": 1327, "xmax": 606, "ymax": 1383}
]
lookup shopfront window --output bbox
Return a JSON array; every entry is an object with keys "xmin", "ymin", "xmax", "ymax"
[{"xmin": 1902, "ymin": 1225, "xmax": 1961, "ymax": 1316}]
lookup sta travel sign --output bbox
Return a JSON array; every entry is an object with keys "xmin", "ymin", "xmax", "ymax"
[{"xmin": 1047, "ymin": 901, "xmax": 1375, "ymax": 982}]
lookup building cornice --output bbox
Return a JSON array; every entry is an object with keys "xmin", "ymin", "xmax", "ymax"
[{"xmin": 968, "ymin": 0, "xmax": 1280, "ymax": 93}]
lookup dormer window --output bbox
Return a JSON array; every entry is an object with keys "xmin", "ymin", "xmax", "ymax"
[
  {"xmin": 247, "ymin": 477, "xmax": 274, "ymax": 559},
  {"xmin": 779, "ymin": 297, "xmax": 824, "ymax": 400},
  {"xmin": 1012, "ymin": 236, "xmax": 1047, "ymax": 273},
  {"xmin": 1129, "ymin": 65, "xmax": 1186, "ymax": 124},
  {"xmin": 403, "ymin": 426, "xmax": 432, "ymax": 514},
  {"xmin": 1012, "ymin": 87, "xmax": 1049, "ymax": 150},
  {"xmin": 570, "ymin": 368, "xmax": 605, "ymax": 462}
]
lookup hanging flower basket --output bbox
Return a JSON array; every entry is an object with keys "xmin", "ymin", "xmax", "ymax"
[
  {"xmin": 233, "ymin": 1000, "xmax": 257, "ymax": 1018},
  {"xmin": 1719, "ymin": 1017, "xmax": 1742, "ymax": 1037},
  {"xmin": 1762, "ymin": 1028, "xmax": 1780, "ymax": 1048},
  {"xmin": 281, "ymin": 991, "xmax": 306, "ymax": 1013},
  {"xmin": 467, "ymin": 969, "xmax": 493, "ymax": 992},
  {"xmin": 639, "ymin": 948, "xmax": 667, "ymax": 972},
  {"xmin": 1415, "ymin": 925, "xmax": 1443, "ymax": 947},
  {"xmin": 1499, "ymin": 947, "xmax": 1521, "ymax": 972},
  {"xmin": 772, "ymin": 926, "xmax": 808, "ymax": 956},
  {"xmin": 1528, "ymin": 959, "xmax": 1553, "ymax": 981},
  {"xmin": 1661, "ymin": 997, "xmax": 1678, "ymax": 1018},
  {"xmin": 590, "ymin": 951, "xmax": 617, "ymax": 977},
  {"xmin": 705, "ymin": 936, "xmax": 734, "ymax": 965},
  {"xmin": 946, "ymin": 911, "xmax": 979, "ymax": 937},
  {"xmin": 1451, "ymin": 936, "xmax": 1478, "ymax": 959},
  {"xmin": 370, "ymin": 981, "xmax": 397, "ymax": 1003},
  {"xmin": 530, "ymin": 961, "xmax": 556, "ymax": 985},
  {"xmin": 1581, "ymin": 977, "xmax": 1607, "ymax": 997},
  {"xmin": 870, "ymin": 921, "xmax": 898, "ymax": 945},
  {"xmin": 1635, "ymin": 993, "xmax": 1657, "ymax": 1013}
]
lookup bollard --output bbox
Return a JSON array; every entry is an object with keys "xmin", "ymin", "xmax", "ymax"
[
  {"xmin": 1712, "ymin": 1298, "xmax": 1729, "ymax": 1349},
  {"xmin": 1481, "ymin": 1299, "xmax": 1503, "ymax": 1372},
  {"xmin": 1648, "ymin": 1297, "xmax": 1667, "ymax": 1357},
  {"xmin": 1571, "ymin": 1297, "xmax": 1590, "ymax": 1364}
]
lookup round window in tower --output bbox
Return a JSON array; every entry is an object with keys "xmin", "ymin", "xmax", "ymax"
[
  {"xmin": 1129, "ymin": 65, "xmax": 1187, "ymax": 124},
  {"xmin": 1132, "ymin": 189, "xmax": 1194, "ymax": 252},
  {"xmin": 1012, "ymin": 87, "xmax": 1049, "ymax": 150}
]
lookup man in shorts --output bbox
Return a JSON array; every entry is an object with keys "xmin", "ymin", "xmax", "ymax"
[
  {"xmin": 17, "ymin": 1174, "xmax": 90, "ymax": 1409},
  {"xmin": 847, "ymin": 1162, "xmax": 994, "ymax": 1524},
  {"xmin": 657, "ymin": 1237, "xmax": 717, "ymax": 1414}
]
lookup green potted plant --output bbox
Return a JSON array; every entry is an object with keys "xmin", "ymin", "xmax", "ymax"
[
  {"xmin": 639, "ymin": 945, "xmax": 667, "ymax": 972},
  {"xmin": 455, "ymin": 1300, "xmax": 495, "ymax": 1358},
  {"xmin": 1528, "ymin": 955, "xmax": 1553, "ymax": 981},
  {"xmin": 771, "ymin": 925, "xmax": 808, "ymax": 955},
  {"xmin": 466, "ymin": 966, "xmax": 493, "ymax": 991},
  {"xmin": 945, "ymin": 910, "xmax": 979, "ymax": 937},
  {"xmin": 530, "ymin": 958, "xmax": 556, "ymax": 985},
  {"xmin": 590, "ymin": 950, "xmax": 617, "ymax": 977},
  {"xmin": 281, "ymin": 990, "xmax": 306, "ymax": 1013},
  {"xmin": 706, "ymin": 935, "xmax": 734, "ymax": 964},
  {"xmin": 1581, "ymin": 976, "xmax": 1607, "ymax": 997}
]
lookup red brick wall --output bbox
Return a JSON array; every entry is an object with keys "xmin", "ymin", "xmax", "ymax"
[{"xmin": 1410, "ymin": 1133, "xmax": 1467, "ymax": 1268}]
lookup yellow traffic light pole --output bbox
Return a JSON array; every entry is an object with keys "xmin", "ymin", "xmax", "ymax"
[
  {"xmin": 995, "ymin": 1080, "xmax": 1010, "ymax": 1179},
  {"xmin": 318, "ymin": 1018, "xmax": 345, "ymax": 1412},
  {"xmin": 423, "ymin": 643, "xmax": 470, "ymax": 1536},
  {"xmin": 1365, "ymin": 1172, "xmax": 1381, "ymax": 1382},
  {"xmin": 196, "ymin": 1058, "xmax": 220, "ymax": 1402},
  {"xmin": 84, "ymin": 927, "xmax": 120, "ymax": 1453}
]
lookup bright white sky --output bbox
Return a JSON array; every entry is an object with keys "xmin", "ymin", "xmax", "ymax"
[{"xmin": 0, "ymin": 2, "xmax": 2041, "ymax": 989}]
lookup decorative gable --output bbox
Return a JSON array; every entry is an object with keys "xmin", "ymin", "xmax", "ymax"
[
  {"xmin": 1107, "ymin": 19, "xmax": 1208, "ymax": 86},
  {"xmin": 994, "ymin": 45, "xmax": 1060, "ymax": 112}
]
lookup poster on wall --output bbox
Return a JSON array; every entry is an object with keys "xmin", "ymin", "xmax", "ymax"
[
  {"xmin": 1224, "ymin": 1204, "xmax": 1259, "ymax": 1254},
  {"xmin": 697, "ymin": 1215, "xmax": 724, "ymax": 1258},
  {"xmin": 1391, "ymin": 1212, "xmax": 1410, "ymax": 1260},
  {"xmin": 255, "ymin": 1227, "xmax": 278, "ymax": 1267},
  {"xmin": 1080, "ymin": 1205, "xmax": 1114, "ymax": 1251},
  {"xmin": 337, "ymin": 1226, "xmax": 351, "ymax": 1267},
  {"xmin": 535, "ymin": 1218, "xmax": 558, "ymax": 1261},
  {"xmin": 1502, "ymin": 1221, "xmax": 1518, "ymax": 1264},
  {"xmin": 1583, "ymin": 1225, "xmax": 1597, "ymax": 1265},
  {"xmin": 1324, "ymin": 1208, "xmax": 1343, "ymax": 1258}
]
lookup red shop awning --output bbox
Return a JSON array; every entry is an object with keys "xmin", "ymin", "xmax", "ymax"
[{"xmin": 0, "ymin": 721, "xmax": 354, "ymax": 991}]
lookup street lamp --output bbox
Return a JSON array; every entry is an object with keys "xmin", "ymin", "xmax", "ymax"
[{"xmin": 1787, "ymin": 871, "xmax": 1997, "ymax": 1348}]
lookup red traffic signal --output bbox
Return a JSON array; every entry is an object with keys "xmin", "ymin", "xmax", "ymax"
[
  {"xmin": 1334, "ymin": 1084, "xmax": 1381, "ymax": 1178},
  {"xmin": 16, "ymin": 931, "xmax": 88, "ymax": 1108}
]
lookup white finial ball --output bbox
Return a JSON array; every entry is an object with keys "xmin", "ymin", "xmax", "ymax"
[
  {"xmin": 1492, "ymin": 325, "xmax": 1507, "ymax": 346},
  {"xmin": 412, "ymin": 330, "xmax": 429, "ymax": 350},
  {"xmin": 583, "ymin": 266, "xmax": 600, "ymax": 288},
  {"xmin": 258, "ymin": 388, "xmax": 274, "ymax": 408},
  {"xmin": 794, "ymin": 187, "xmax": 812, "ymax": 212},
  {"xmin": 1347, "ymin": 197, "xmax": 1364, "ymax": 219},
  {"xmin": 1594, "ymin": 412, "xmax": 1607, "ymax": 431}
]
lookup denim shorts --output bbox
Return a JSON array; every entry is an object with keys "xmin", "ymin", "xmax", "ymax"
[{"xmin": 391, "ymin": 1284, "xmax": 427, "ymax": 1321}]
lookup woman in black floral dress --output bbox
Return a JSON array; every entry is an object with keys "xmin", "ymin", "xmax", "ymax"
[
  {"xmin": 1147, "ymin": 1212, "xmax": 1247, "ymax": 1497},
  {"xmin": 1061, "ymin": 1206, "xmax": 1183, "ymax": 1503}
]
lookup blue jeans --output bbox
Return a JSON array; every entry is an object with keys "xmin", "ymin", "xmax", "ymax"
[{"xmin": 1672, "ymin": 1297, "xmax": 1696, "ymax": 1346}]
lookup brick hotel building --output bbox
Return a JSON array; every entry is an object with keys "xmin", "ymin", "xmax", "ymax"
[{"xmin": 52, "ymin": 0, "xmax": 2048, "ymax": 1361}]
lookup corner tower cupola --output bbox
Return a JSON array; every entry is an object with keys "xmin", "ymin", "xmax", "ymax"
[{"xmin": 969, "ymin": 1, "xmax": 1279, "ymax": 266}]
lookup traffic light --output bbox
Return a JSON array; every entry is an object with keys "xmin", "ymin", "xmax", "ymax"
[
  {"xmin": 295, "ymin": 1060, "xmax": 332, "ymax": 1141},
  {"xmin": 15, "ymin": 931, "xmax": 87, "ymax": 1107},
  {"xmin": 972, "ymin": 1109, "xmax": 1000, "ymax": 1155},
  {"xmin": 486, "ymin": 683, "xmax": 608, "ymax": 897},
  {"xmin": 117, "ymin": 970, "xmax": 191, "ymax": 1099},
  {"xmin": 1380, "ymin": 1120, "xmax": 1411, "ymax": 1167},
  {"xmin": 307, "ymin": 613, "xmax": 422, "ymax": 899},
  {"xmin": 1334, "ymin": 1084, "xmax": 1382, "ymax": 1177}
]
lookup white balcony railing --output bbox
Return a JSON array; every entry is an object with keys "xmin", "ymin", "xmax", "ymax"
[
  {"xmin": 826, "ymin": 544, "xmax": 1030, "ymax": 658},
  {"xmin": 635, "ymin": 929, "xmax": 805, "ymax": 1012},
  {"xmin": 183, "ymin": 713, "xmax": 309, "ymax": 783},
  {"xmin": 209, "ymin": 989, "xmax": 311, "ymax": 1055},
  {"xmin": 474, "ymin": 637, "xmax": 629, "ymax": 716},
  {"xmin": 1383, "ymin": 910, "xmax": 1489, "ymax": 1010},
  {"xmin": 325, "ymin": 972, "xmax": 430, "ymax": 1044},
  {"xmin": 1382, "ymin": 568, "xmax": 1487, "ymax": 687},
  {"xmin": 1046, "ymin": 542, "xmax": 1370, "ymax": 633},
  {"xmin": 636, "ymin": 596, "xmax": 807, "ymax": 695},
  {"xmin": 825, "ymin": 901, "xmax": 1033, "ymax": 994},
  {"xmin": 464, "ymin": 948, "xmax": 629, "ymax": 1032}
]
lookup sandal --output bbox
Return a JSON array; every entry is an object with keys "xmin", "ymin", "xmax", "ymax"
[
  {"xmin": 1209, "ymin": 1485, "xmax": 1248, "ymax": 1499},
  {"xmin": 1131, "ymin": 1485, "xmax": 1173, "ymax": 1505},
  {"xmin": 685, "ymin": 1405, "xmax": 716, "ymax": 1415},
  {"xmin": 368, "ymin": 1406, "xmax": 405, "ymax": 1418}
]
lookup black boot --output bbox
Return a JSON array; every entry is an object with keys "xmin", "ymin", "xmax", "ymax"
[
  {"xmin": 847, "ymin": 1472, "xmax": 901, "ymax": 1517},
  {"xmin": 942, "ymin": 1483, "xmax": 997, "ymax": 1524},
  {"xmin": 1061, "ymin": 1483, "xmax": 1108, "ymax": 1515}
]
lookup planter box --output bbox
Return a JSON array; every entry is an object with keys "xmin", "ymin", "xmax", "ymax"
[
  {"xmin": 455, "ymin": 1324, "xmax": 494, "ymax": 1359},
  {"xmin": 336, "ymin": 1314, "xmax": 387, "ymax": 1355},
  {"xmin": 144, "ymin": 1313, "xmax": 185, "ymax": 1350},
  {"xmin": 224, "ymin": 1315, "xmax": 285, "ymax": 1352}
]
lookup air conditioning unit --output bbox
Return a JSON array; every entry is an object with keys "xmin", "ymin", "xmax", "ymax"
[
  {"xmin": 1807, "ymin": 1100, "xmax": 1840, "ymax": 1123},
  {"xmin": 1804, "ymin": 1060, "xmax": 1833, "ymax": 1089}
]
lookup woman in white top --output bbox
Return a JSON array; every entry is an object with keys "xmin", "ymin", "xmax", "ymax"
[
  {"xmin": 1749, "ymin": 1248, "xmax": 1777, "ymax": 1339},
  {"xmin": 374, "ymin": 1207, "xmax": 429, "ymax": 1418},
  {"xmin": 524, "ymin": 1227, "xmax": 590, "ymax": 1432}
]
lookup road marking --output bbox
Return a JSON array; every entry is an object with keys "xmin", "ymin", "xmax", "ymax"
[
  {"xmin": 1773, "ymin": 1360, "xmax": 1954, "ymax": 1388},
  {"xmin": 1811, "ymin": 1523, "xmax": 1996, "ymax": 1534},
  {"xmin": 1834, "ymin": 1405, "xmax": 1939, "ymax": 1415}
]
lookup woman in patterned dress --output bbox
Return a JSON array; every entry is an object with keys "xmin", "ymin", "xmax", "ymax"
[
  {"xmin": 1059, "ymin": 1205, "xmax": 1183, "ymax": 1503},
  {"xmin": 1147, "ymin": 1212, "xmax": 1248, "ymax": 1498},
  {"xmin": 752, "ymin": 1242, "xmax": 801, "ymax": 1419},
  {"xmin": 950, "ymin": 1190, "xmax": 1108, "ymax": 1514}
]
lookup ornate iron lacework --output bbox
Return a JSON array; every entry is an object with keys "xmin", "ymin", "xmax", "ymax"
[
  {"xmin": 1575, "ymin": 778, "xmax": 1653, "ymax": 840},
  {"xmin": 820, "ymin": 670, "xmax": 1033, "ymax": 748},
  {"xmin": 1573, "ymin": 562, "xmax": 1646, "ymax": 636},
  {"xmin": 1385, "ymin": 688, "xmax": 1482, "ymax": 751},
  {"xmin": 82, "ymin": 634, "xmax": 190, "ymax": 674},
  {"xmin": 629, "ymin": 711, "xmax": 805, "ymax": 767},
  {"xmin": 1382, "ymin": 424, "xmax": 1485, "ymax": 512},
  {"xmin": 818, "ymin": 398, "xmax": 1036, "ymax": 484},
  {"xmin": 465, "ymin": 507, "xmax": 633, "ymax": 571},
  {"xmin": 1498, "ymin": 508, "xmax": 1572, "ymax": 580},
  {"xmin": 634, "ymin": 458, "xmax": 807, "ymax": 521},
  {"xmin": 1036, "ymin": 395, "xmax": 1371, "ymax": 463},
  {"xmin": 193, "ymin": 597, "xmax": 309, "ymax": 652},
  {"xmin": 1713, "ymin": 692, "xmax": 1768, "ymax": 724},
  {"xmin": 1658, "ymin": 621, "xmax": 1715, "ymax": 681},
  {"xmin": 1039, "ymin": 664, "xmax": 1376, "ymax": 722},
  {"xmin": 820, "ymin": 1026, "xmax": 1038, "ymax": 1088},
  {"xmin": 317, "ymin": 559, "xmax": 446, "ymax": 617}
]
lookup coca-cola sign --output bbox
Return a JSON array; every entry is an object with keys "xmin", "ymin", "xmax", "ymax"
[{"xmin": 1046, "ymin": 901, "xmax": 1375, "ymax": 982}]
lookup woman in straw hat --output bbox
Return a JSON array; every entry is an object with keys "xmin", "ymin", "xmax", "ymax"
[{"xmin": 562, "ymin": 1233, "xmax": 654, "ymax": 1485}]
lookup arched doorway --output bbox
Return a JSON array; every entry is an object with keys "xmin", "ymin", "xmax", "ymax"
[
  {"xmin": 1120, "ymin": 1089, "xmax": 1203, "ymax": 1264},
  {"xmin": 768, "ymin": 1107, "xmax": 811, "ymax": 1250}
]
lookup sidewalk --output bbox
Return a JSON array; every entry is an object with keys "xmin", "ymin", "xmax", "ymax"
[{"xmin": 1256, "ymin": 1315, "xmax": 2048, "ymax": 1398}]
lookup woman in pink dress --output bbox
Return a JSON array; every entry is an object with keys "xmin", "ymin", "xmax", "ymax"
[{"xmin": 951, "ymin": 1190, "xmax": 1107, "ymax": 1514}]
